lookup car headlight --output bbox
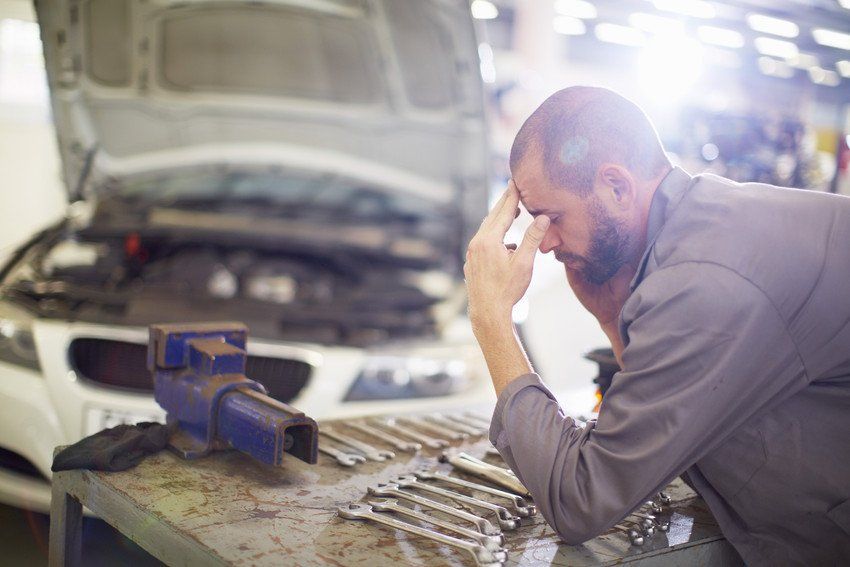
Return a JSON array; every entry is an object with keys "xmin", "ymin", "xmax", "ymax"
[
  {"xmin": 344, "ymin": 355, "xmax": 468, "ymax": 401},
  {"xmin": 0, "ymin": 301, "xmax": 41, "ymax": 372}
]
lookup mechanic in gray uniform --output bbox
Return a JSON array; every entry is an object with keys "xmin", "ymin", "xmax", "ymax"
[{"xmin": 463, "ymin": 86, "xmax": 850, "ymax": 565}]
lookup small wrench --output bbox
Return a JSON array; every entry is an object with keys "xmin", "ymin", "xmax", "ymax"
[
  {"xmin": 612, "ymin": 524, "xmax": 645, "ymax": 546},
  {"xmin": 318, "ymin": 443, "xmax": 366, "ymax": 467},
  {"xmin": 393, "ymin": 475, "xmax": 520, "ymax": 530},
  {"xmin": 373, "ymin": 419, "xmax": 449, "ymax": 449},
  {"xmin": 369, "ymin": 498, "xmax": 505, "ymax": 553},
  {"xmin": 320, "ymin": 427, "xmax": 395, "ymax": 461},
  {"xmin": 440, "ymin": 452, "xmax": 530, "ymax": 497},
  {"xmin": 442, "ymin": 414, "xmax": 490, "ymax": 435},
  {"xmin": 400, "ymin": 416, "xmax": 467, "ymax": 440},
  {"xmin": 462, "ymin": 411, "xmax": 491, "ymax": 427},
  {"xmin": 346, "ymin": 422, "xmax": 421, "ymax": 452},
  {"xmin": 338, "ymin": 503, "xmax": 506, "ymax": 567},
  {"xmin": 425, "ymin": 414, "xmax": 484, "ymax": 437},
  {"xmin": 414, "ymin": 470, "xmax": 536, "ymax": 517},
  {"xmin": 368, "ymin": 483, "xmax": 502, "ymax": 536}
]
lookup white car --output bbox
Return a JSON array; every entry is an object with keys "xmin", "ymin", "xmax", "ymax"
[{"xmin": 0, "ymin": 0, "xmax": 492, "ymax": 512}]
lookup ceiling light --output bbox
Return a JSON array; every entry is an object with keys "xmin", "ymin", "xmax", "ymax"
[
  {"xmin": 754, "ymin": 37, "xmax": 799, "ymax": 59},
  {"xmin": 628, "ymin": 13, "xmax": 684, "ymax": 36},
  {"xmin": 554, "ymin": 0, "xmax": 597, "ymax": 19},
  {"xmin": 787, "ymin": 53, "xmax": 819, "ymax": 69},
  {"xmin": 837, "ymin": 60, "xmax": 850, "ymax": 78},
  {"xmin": 553, "ymin": 16, "xmax": 587, "ymax": 36},
  {"xmin": 746, "ymin": 14, "xmax": 799, "ymax": 38},
  {"xmin": 594, "ymin": 23, "xmax": 647, "ymax": 47},
  {"xmin": 839, "ymin": 0, "xmax": 850, "ymax": 8},
  {"xmin": 758, "ymin": 56, "xmax": 794, "ymax": 79},
  {"xmin": 812, "ymin": 28, "xmax": 850, "ymax": 51},
  {"xmin": 652, "ymin": 0, "xmax": 716, "ymax": 19},
  {"xmin": 698, "ymin": 26, "xmax": 744, "ymax": 48},
  {"xmin": 809, "ymin": 67, "xmax": 841, "ymax": 86},
  {"xmin": 470, "ymin": 0, "xmax": 498, "ymax": 20},
  {"xmin": 703, "ymin": 47, "xmax": 742, "ymax": 68}
]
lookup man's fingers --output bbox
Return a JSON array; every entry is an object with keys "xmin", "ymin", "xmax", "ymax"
[
  {"xmin": 482, "ymin": 180, "xmax": 520, "ymax": 232},
  {"xmin": 515, "ymin": 215, "xmax": 550, "ymax": 263},
  {"xmin": 505, "ymin": 243, "xmax": 518, "ymax": 251}
]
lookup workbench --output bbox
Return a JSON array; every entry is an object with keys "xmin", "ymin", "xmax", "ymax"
[{"xmin": 49, "ymin": 432, "xmax": 744, "ymax": 566}]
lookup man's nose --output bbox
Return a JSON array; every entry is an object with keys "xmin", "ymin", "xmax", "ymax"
[{"xmin": 538, "ymin": 226, "xmax": 559, "ymax": 254}]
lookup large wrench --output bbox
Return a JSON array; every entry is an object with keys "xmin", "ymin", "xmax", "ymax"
[
  {"xmin": 400, "ymin": 416, "xmax": 467, "ymax": 440},
  {"xmin": 414, "ymin": 470, "xmax": 536, "ymax": 517},
  {"xmin": 346, "ymin": 422, "xmax": 421, "ymax": 453},
  {"xmin": 369, "ymin": 498, "xmax": 505, "ymax": 553},
  {"xmin": 440, "ymin": 452, "xmax": 530, "ymax": 497},
  {"xmin": 372, "ymin": 419, "xmax": 449, "ymax": 449},
  {"xmin": 425, "ymin": 414, "xmax": 484, "ymax": 437},
  {"xmin": 318, "ymin": 443, "xmax": 366, "ymax": 467},
  {"xmin": 368, "ymin": 483, "xmax": 502, "ymax": 536},
  {"xmin": 393, "ymin": 475, "xmax": 520, "ymax": 531},
  {"xmin": 320, "ymin": 427, "xmax": 395, "ymax": 461},
  {"xmin": 338, "ymin": 503, "xmax": 505, "ymax": 567},
  {"xmin": 440, "ymin": 414, "xmax": 489, "ymax": 436}
]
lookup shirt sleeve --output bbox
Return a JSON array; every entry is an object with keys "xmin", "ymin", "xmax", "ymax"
[{"xmin": 489, "ymin": 262, "xmax": 808, "ymax": 544}]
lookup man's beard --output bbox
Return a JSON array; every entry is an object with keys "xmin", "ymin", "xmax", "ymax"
[{"xmin": 555, "ymin": 198, "xmax": 631, "ymax": 285}]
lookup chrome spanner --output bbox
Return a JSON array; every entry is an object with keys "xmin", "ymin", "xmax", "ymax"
[
  {"xmin": 373, "ymin": 419, "xmax": 449, "ymax": 449},
  {"xmin": 443, "ymin": 414, "xmax": 490, "ymax": 435},
  {"xmin": 393, "ymin": 475, "xmax": 520, "ymax": 530},
  {"xmin": 320, "ymin": 427, "xmax": 395, "ymax": 461},
  {"xmin": 400, "ymin": 416, "xmax": 467, "ymax": 440},
  {"xmin": 414, "ymin": 470, "xmax": 536, "ymax": 517},
  {"xmin": 462, "ymin": 411, "xmax": 492, "ymax": 427},
  {"xmin": 368, "ymin": 483, "xmax": 502, "ymax": 536},
  {"xmin": 346, "ymin": 422, "xmax": 421, "ymax": 452},
  {"xmin": 318, "ymin": 443, "xmax": 366, "ymax": 467},
  {"xmin": 369, "ymin": 498, "xmax": 505, "ymax": 553},
  {"xmin": 425, "ymin": 414, "xmax": 485, "ymax": 437},
  {"xmin": 440, "ymin": 452, "xmax": 530, "ymax": 497},
  {"xmin": 338, "ymin": 503, "xmax": 505, "ymax": 567}
]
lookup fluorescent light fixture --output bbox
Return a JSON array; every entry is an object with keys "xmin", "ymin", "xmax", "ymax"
[
  {"xmin": 703, "ymin": 47, "xmax": 742, "ymax": 68},
  {"xmin": 652, "ymin": 0, "xmax": 715, "ymax": 19},
  {"xmin": 746, "ymin": 14, "xmax": 799, "ymax": 38},
  {"xmin": 471, "ymin": 0, "xmax": 498, "ymax": 20},
  {"xmin": 787, "ymin": 53, "xmax": 819, "ymax": 70},
  {"xmin": 812, "ymin": 28, "xmax": 850, "ymax": 51},
  {"xmin": 754, "ymin": 37, "xmax": 799, "ymax": 59},
  {"xmin": 839, "ymin": 0, "xmax": 850, "ymax": 9},
  {"xmin": 758, "ymin": 56, "xmax": 794, "ymax": 79},
  {"xmin": 554, "ymin": 0, "xmax": 597, "ymax": 19},
  {"xmin": 809, "ymin": 67, "xmax": 841, "ymax": 86},
  {"xmin": 628, "ymin": 13, "xmax": 684, "ymax": 36},
  {"xmin": 595, "ymin": 23, "xmax": 646, "ymax": 47},
  {"xmin": 698, "ymin": 26, "xmax": 744, "ymax": 48},
  {"xmin": 837, "ymin": 60, "xmax": 850, "ymax": 78},
  {"xmin": 478, "ymin": 43, "xmax": 496, "ymax": 84},
  {"xmin": 553, "ymin": 16, "xmax": 587, "ymax": 36},
  {"xmin": 638, "ymin": 36, "xmax": 704, "ymax": 101}
]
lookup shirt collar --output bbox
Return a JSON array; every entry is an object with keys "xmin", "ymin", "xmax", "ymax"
[{"xmin": 629, "ymin": 166, "xmax": 693, "ymax": 291}]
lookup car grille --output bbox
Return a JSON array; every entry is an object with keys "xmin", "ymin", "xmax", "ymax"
[{"xmin": 69, "ymin": 338, "xmax": 312, "ymax": 403}]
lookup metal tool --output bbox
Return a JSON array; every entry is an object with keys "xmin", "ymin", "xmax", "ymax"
[
  {"xmin": 425, "ymin": 414, "xmax": 484, "ymax": 437},
  {"xmin": 320, "ymin": 427, "xmax": 394, "ymax": 461},
  {"xmin": 393, "ymin": 475, "xmax": 520, "ymax": 530},
  {"xmin": 414, "ymin": 470, "xmax": 536, "ymax": 517},
  {"xmin": 612, "ymin": 524, "xmax": 645, "ymax": 546},
  {"xmin": 657, "ymin": 491, "xmax": 672, "ymax": 505},
  {"xmin": 338, "ymin": 503, "xmax": 505, "ymax": 567},
  {"xmin": 369, "ymin": 498, "xmax": 505, "ymax": 553},
  {"xmin": 631, "ymin": 511, "xmax": 669, "ymax": 532},
  {"xmin": 317, "ymin": 443, "xmax": 366, "ymax": 467},
  {"xmin": 150, "ymin": 322, "xmax": 318, "ymax": 466},
  {"xmin": 346, "ymin": 422, "xmax": 421, "ymax": 453},
  {"xmin": 373, "ymin": 419, "xmax": 449, "ymax": 449},
  {"xmin": 368, "ymin": 483, "xmax": 502, "ymax": 536},
  {"xmin": 440, "ymin": 452, "xmax": 530, "ymax": 497},
  {"xmin": 646, "ymin": 500, "xmax": 663, "ymax": 514},
  {"xmin": 462, "ymin": 411, "xmax": 491, "ymax": 427},
  {"xmin": 401, "ymin": 416, "xmax": 467, "ymax": 440},
  {"xmin": 443, "ymin": 414, "xmax": 490, "ymax": 435}
]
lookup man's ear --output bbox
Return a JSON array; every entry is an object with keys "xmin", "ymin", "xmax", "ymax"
[{"xmin": 597, "ymin": 164, "xmax": 636, "ymax": 210}]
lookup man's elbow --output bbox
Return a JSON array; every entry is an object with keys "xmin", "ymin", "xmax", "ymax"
[{"xmin": 547, "ymin": 512, "xmax": 608, "ymax": 546}]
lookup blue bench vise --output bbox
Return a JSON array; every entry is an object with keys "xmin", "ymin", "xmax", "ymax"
[{"xmin": 148, "ymin": 322, "xmax": 318, "ymax": 466}]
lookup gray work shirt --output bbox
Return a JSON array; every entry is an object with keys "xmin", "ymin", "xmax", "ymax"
[{"xmin": 490, "ymin": 167, "xmax": 850, "ymax": 565}]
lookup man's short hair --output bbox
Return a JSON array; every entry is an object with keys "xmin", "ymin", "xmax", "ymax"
[{"xmin": 510, "ymin": 86, "xmax": 671, "ymax": 195}]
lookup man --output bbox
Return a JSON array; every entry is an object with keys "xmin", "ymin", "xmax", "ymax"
[{"xmin": 464, "ymin": 86, "xmax": 850, "ymax": 565}]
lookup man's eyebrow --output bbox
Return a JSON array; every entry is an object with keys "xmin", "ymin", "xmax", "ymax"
[{"xmin": 526, "ymin": 207, "xmax": 557, "ymax": 217}]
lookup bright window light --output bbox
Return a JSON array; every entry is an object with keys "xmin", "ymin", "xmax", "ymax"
[
  {"xmin": 652, "ymin": 0, "xmax": 715, "ymax": 19},
  {"xmin": 0, "ymin": 18, "xmax": 50, "ymax": 108},
  {"xmin": 638, "ymin": 35, "xmax": 704, "ymax": 102},
  {"xmin": 839, "ymin": 0, "xmax": 850, "ymax": 9},
  {"xmin": 754, "ymin": 37, "xmax": 799, "ymax": 59},
  {"xmin": 478, "ymin": 43, "xmax": 496, "ymax": 84},
  {"xmin": 595, "ymin": 23, "xmax": 646, "ymax": 47},
  {"xmin": 703, "ymin": 47, "xmax": 742, "ymax": 69},
  {"xmin": 553, "ymin": 16, "xmax": 586, "ymax": 36},
  {"xmin": 471, "ymin": 0, "xmax": 499, "ymax": 20},
  {"xmin": 809, "ymin": 67, "xmax": 841, "ymax": 86},
  {"xmin": 758, "ymin": 56, "xmax": 795, "ymax": 79},
  {"xmin": 787, "ymin": 53, "xmax": 819, "ymax": 69},
  {"xmin": 837, "ymin": 60, "xmax": 850, "ymax": 78},
  {"xmin": 628, "ymin": 13, "xmax": 684, "ymax": 36},
  {"xmin": 554, "ymin": 0, "xmax": 597, "ymax": 19},
  {"xmin": 746, "ymin": 14, "xmax": 799, "ymax": 38},
  {"xmin": 812, "ymin": 28, "xmax": 850, "ymax": 51},
  {"xmin": 698, "ymin": 26, "xmax": 744, "ymax": 48}
]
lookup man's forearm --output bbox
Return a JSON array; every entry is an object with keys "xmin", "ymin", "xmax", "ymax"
[{"xmin": 473, "ymin": 317, "xmax": 533, "ymax": 397}]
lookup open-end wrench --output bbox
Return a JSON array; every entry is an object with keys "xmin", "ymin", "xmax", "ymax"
[
  {"xmin": 462, "ymin": 411, "xmax": 492, "ymax": 427},
  {"xmin": 425, "ymin": 414, "xmax": 485, "ymax": 437},
  {"xmin": 393, "ymin": 475, "xmax": 520, "ymax": 530},
  {"xmin": 400, "ymin": 416, "xmax": 467, "ymax": 440},
  {"xmin": 372, "ymin": 419, "xmax": 449, "ymax": 449},
  {"xmin": 320, "ymin": 427, "xmax": 395, "ymax": 461},
  {"xmin": 338, "ymin": 503, "xmax": 505, "ymax": 567},
  {"xmin": 414, "ymin": 470, "xmax": 536, "ymax": 517},
  {"xmin": 440, "ymin": 452, "xmax": 530, "ymax": 497},
  {"xmin": 368, "ymin": 483, "xmax": 502, "ymax": 536},
  {"xmin": 612, "ymin": 524, "xmax": 645, "ymax": 546},
  {"xmin": 630, "ymin": 511, "xmax": 669, "ymax": 532},
  {"xmin": 369, "ymin": 498, "xmax": 505, "ymax": 553},
  {"xmin": 346, "ymin": 422, "xmax": 421, "ymax": 453},
  {"xmin": 318, "ymin": 443, "xmax": 366, "ymax": 467},
  {"xmin": 657, "ymin": 491, "xmax": 672, "ymax": 505},
  {"xmin": 440, "ymin": 414, "xmax": 489, "ymax": 435}
]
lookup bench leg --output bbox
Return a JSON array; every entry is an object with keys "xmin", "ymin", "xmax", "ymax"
[{"xmin": 49, "ymin": 475, "xmax": 82, "ymax": 567}]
